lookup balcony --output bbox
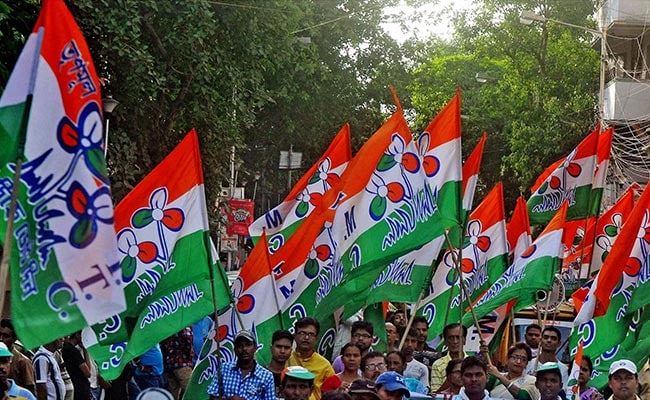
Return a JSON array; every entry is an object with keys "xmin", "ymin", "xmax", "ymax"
[
  {"xmin": 603, "ymin": 78, "xmax": 650, "ymax": 122},
  {"xmin": 597, "ymin": 0, "xmax": 650, "ymax": 35}
]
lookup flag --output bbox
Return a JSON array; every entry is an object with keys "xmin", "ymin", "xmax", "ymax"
[
  {"xmin": 86, "ymin": 130, "xmax": 231, "ymax": 379},
  {"xmin": 590, "ymin": 128, "xmax": 614, "ymax": 216},
  {"xmin": 462, "ymin": 132, "xmax": 487, "ymax": 219},
  {"xmin": 562, "ymin": 218, "xmax": 595, "ymax": 277},
  {"xmin": 528, "ymin": 128, "xmax": 599, "ymax": 224},
  {"xmin": 418, "ymin": 183, "xmax": 508, "ymax": 339},
  {"xmin": 574, "ymin": 183, "xmax": 650, "ymax": 324},
  {"xmin": 567, "ymin": 341, "xmax": 583, "ymax": 400},
  {"xmin": 364, "ymin": 303, "xmax": 389, "ymax": 353},
  {"xmin": 0, "ymin": 0, "xmax": 126, "ymax": 348},
  {"xmin": 248, "ymin": 124, "xmax": 351, "ymax": 245},
  {"xmin": 466, "ymin": 203, "xmax": 567, "ymax": 324},
  {"xmin": 182, "ymin": 318, "xmax": 218, "ymax": 400},
  {"xmin": 507, "ymin": 196, "xmax": 532, "ymax": 262}
]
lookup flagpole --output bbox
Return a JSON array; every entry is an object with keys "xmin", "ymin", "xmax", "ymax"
[
  {"xmin": 263, "ymin": 230, "xmax": 285, "ymax": 330},
  {"xmin": 443, "ymin": 231, "xmax": 491, "ymax": 365},
  {"xmin": 0, "ymin": 158, "xmax": 23, "ymax": 318}
]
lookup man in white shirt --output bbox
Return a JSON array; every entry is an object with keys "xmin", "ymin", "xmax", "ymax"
[{"xmin": 32, "ymin": 338, "xmax": 66, "ymax": 400}]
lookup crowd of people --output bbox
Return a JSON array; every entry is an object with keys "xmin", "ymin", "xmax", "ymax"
[
  {"xmin": 0, "ymin": 316, "xmax": 213, "ymax": 400},
  {"xmin": 205, "ymin": 313, "xmax": 648, "ymax": 400}
]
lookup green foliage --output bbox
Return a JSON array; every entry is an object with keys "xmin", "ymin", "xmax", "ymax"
[{"xmin": 0, "ymin": 0, "xmax": 39, "ymax": 88}]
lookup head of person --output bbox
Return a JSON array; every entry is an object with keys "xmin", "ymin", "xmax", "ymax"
[
  {"xmin": 271, "ymin": 329, "xmax": 294, "ymax": 365},
  {"xmin": 412, "ymin": 316, "xmax": 429, "ymax": 345},
  {"xmin": 460, "ymin": 356, "xmax": 488, "ymax": 397},
  {"xmin": 294, "ymin": 317, "xmax": 319, "ymax": 353},
  {"xmin": 608, "ymin": 360, "xmax": 639, "ymax": 400},
  {"xmin": 375, "ymin": 371, "xmax": 410, "ymax": 400},
  {"xmin": 578, "ymin": 355, "xmax": 593, "ymax": 386},
  {"xmin": 281, "ymin": 366, "xmax": 315, "ymax": 400},
  {"xmin": 341, "ymin": 342, "xmax": 362, "ymax": 373},
  {"xmin": 402, "ymin": 328, "xmax": 419, "ymax": 355},
  {"xmin": 535, "ymin": 362, "xmax": 563, "ymax": 400},
  {"xmin": 391, "ymin": 310, "xmax": 406, "ymax": 329},
  {"xmin": 361, "ymin": 351, "xmax": 387, "ymax": 381},
  {"xmin": 385, "ymin": 323, "xmax": 398, "ymax": 347},
  {"xmin": 443, "ymin": 323, "xmax": 467, "ymax": 355},
  {"xmin": 351, "ymin": 321, "xmax": 374, "ymax": 353},
  {"xmin": 445, "ymin": 359, "xmax": 463, "ymax": 389},
  {"xmin": 349, "ymin": 379, "xmax": 381, "ymax": 400},
  {"xmin": 322, "ymin": 391, "xmax": 353, "ymax": 400},
  {"xmin": 0, "ymin": 319, "xmax": 16, "ymax": 350},
  {"xmin": 385, "ymin": 351, "xmax": 407, "ymax": 375},
  {"xmin": 234, "ymin": 330, "xmax": 257, "ymax": 364},
  {"xmin": 540, "ymin": 326, "xmax": 561, "ymax": 354},
  {"xmin": 0, "ymin": 342, "xmax": 12, "ymax": 393},
  {"xmin": 525, "ymin": 324, "xmax": 542, "ymax": 349},
  {"xmin": 506, "ymin": 342, "xmax": 532, "ymax": 375}
]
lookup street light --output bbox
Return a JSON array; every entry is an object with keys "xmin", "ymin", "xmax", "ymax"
[
  {"xmin": 519, "ymin": 10, "xmax": 607, "ymax": 125},
  {"xmin": 102, "ymin": 95, "xmax": 120, "ymax": 157}
]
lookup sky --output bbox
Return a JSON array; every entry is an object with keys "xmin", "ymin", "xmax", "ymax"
[{"xmin": 382, "ymin": 0, "xmax": 476, "ymax": 42}]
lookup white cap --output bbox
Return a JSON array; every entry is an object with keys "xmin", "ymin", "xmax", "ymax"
[{"xmin": 609, "ymin": 360, "xmax": 637, "ymax": 376}]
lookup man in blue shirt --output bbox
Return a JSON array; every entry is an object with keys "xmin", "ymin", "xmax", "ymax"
[
  {"xmin": 207, "ymin": 330, "xmax": 274, "ymax": 400},
  {"xmin": 0, "ymin": 342, "xmax": 35, "ymax": 400}
]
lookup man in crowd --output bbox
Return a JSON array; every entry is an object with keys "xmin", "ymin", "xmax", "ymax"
[
  {"xmin": 535, "ymin": 362, "xmax": 564, "ymax": 400},
  {"xmin": 385, "ymin": 323, "xmax": 398, "ymax": 353},
  {"xmin": 280, "ymin": 366, "xmax": 315, "ymax": 400},
  {"xmin": 361, "ymin": 352, "xmax": 387, "ymax": 382},
  {"xmin": 608, "ymin": 360, "xmax": 640, "ymax": 400},
  {"xmin": 431, "ymin": 323, "xmax": 468, "ymax": 392},
  {"xmin": 0, "ymin": 319, "xmax": 35, "ymax": 394},
  {"xmin": 401, "ymin": 328, "xmax": 429, "ymax": 389},
  {"xmin": 524, "ymin": 324, "xmax": 542, "ymax": 358},
  {"xmin": 412, "ymin": 316, "xmax": 439, "ymax": 372},
  {"xmin": 33, "ymin": 338, "xmax": 66, "ymax": 400},
  {"xmin": 207, "ymin": 330, "xmax": 275, "ymax": 400},
  {"xmin": 60, "ymin": 332, "xmax": 90, "ymax": 400},
  {"xmin": 0, "ymin": 342, "xmax": 35, "ymax": 400},
  {"xmin": 375, "ymin": 371, "xmax": 410, "ymax": 400},
  {"xmin": 288, "ymin": 317, "xmax": 334, "ymax": 400},
  {"xmin": 390, "ymin": 310, "xmax": 407, "ymax": 332},
  {"xmin": 349, "ymin": 379, "xmax": 381, "ymax": 400},
  {"xmin": 333, "ymin": 321, "xmax": 373, "ymax": 373},
  {"xmin": 525, "ymin": 326, "xmax": 568, "ymax": 389},
  {"xmin": 161, "ymin": 326, "xmax": 194, "ymax": 400},
  {"xmin": 267, "ymin": 330, "xmax": 294, "ymax": 396},
  {"xmin": 454, "ymin": 356, "xmax": 491, "ymax": 400}
]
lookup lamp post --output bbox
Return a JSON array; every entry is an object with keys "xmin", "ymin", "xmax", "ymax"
[
  {"xmin": 102, "ymin": 95, "xmax": 120, "ymax": 157},
  {"xmin": 520, "ymin": 10, "xmax": 607, "ymax": 125}
]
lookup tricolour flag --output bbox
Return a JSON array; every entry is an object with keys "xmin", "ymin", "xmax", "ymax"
[
  {"xmin": 574, "ymin": 183, "xmax": 650, "ymax": 325},
  {"xmin": 248, "ymin": 124, "xmax": 351, "ymax": 246},
  {"xmin": 184, "ymin": 230, "xmax": 281, "ymax": 400},
  {"xmin": 590, "ymin": 128, "xmax": 614, "ymax": 216},
  {"xmin": 528, "ymin": 128, "xmax": 599, "ymax": 224},
  {"xmin": 567, "ymin": 341, "xmax": 583, "ymax": 400},
  {"xmin": 0, "ymin": 0, "xmax": 125, "ymax": 348},
  {"xmin": 462, "ymin": 132, "xmax": 487, "ymax": 219},
  {"xmin": 309, "ymin": 92, "xmax": 462, "ymax": 319},
  {"xmin": 466, "ymin": 203, "xmax": 567, "ymax": 323},
  {"xmin": 419, "ymin": 183, "xmax": 508, "ymax": 339},
  {"xmin": 507, "ymin": 196, "xmax": 532, "ymax": 262},
  {"xmin": 86, "ymin": 130, "xmax": 231, "ymax": 379}
]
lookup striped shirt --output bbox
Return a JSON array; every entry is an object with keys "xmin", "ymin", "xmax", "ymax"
[
  {"xmin": 7, "ymin": 378, "xmax": 36, "ymax": 400},
  {"xmin": 32, "ymin": 347, "xmax": 65, "ymax": 400},
  {"xmin": 207, "ymin": 361, "xmax": 275, "ymax": 400}
]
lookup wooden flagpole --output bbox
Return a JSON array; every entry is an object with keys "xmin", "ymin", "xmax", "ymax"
[{"xmin": 0, "ymin": 158, "xmax": 23, "ymax": 318}]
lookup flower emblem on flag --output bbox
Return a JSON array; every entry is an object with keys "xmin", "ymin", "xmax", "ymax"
[
  {"xmin": 416, "ymin": 133, "xmax": 440, "ymax": 178},
  {"xmin": 57, "ymin": 101, "xmax": 108, "ymax": 183},
  {"xmin": 131, "ymin": 188, "xmax": 184, "ymax": 231},
  {"xmin": 117, "ymin": 230, "xmax": 158, "ymax": 283},
  {"xmin": 367, "ymin": 173, "xmax": 406, "ymax": 220},
  {"xmin": 306, "ymin": 244, "xmax": 331, "ymax": 279},
  {"xmin": 596, "ymin": 212, "xmax": 625, "ymax": 261},
  {"xmin": 230, "ymin": 277, "xmax": 255, "ymax": 314},
  {"xmin": 624, "ymin": 212, "xmax": 650, "ymax": 277},
  {"xmin": 378, "ymin": 134, "xmax": 420, "ymax": 174},
  {"xmin": 309, "ymin": 157, "xmax": 341, "ymax": 190},
  {"xmin": 537, "ymin": 150, "xmax": 581, "ymax": 194},
  {"xmin": 295, "ymin": 189, "xmax": 322, "ymax": 218},
  {"xmin": 66, "ymin": 182, "xmax": 114, "ymax": 249},
  {"xmin": 461, "ymin": 220, "xmax": 491, "ymax": 273}
]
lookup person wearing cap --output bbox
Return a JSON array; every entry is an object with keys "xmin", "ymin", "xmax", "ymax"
[
  {"xmin": 608, "ymin": 360, "xmax": 640, "ymax": 400},
  {"xmin": 281, "ymin": 366, "xmax": 315, "ymax": 400},
  {"xmin": 534, "ymin": 362, "xmax": 564, "ymax": 400},
  {"xmin": 207, "ymin": 330, "xmax": 275, "ymax": 400},
  {"xmin": 375, "ymin": 371, "xmax": 410, "ymax": 400},
  {"xmin": 288, "ymin": 318, "xmax": 335, "ymax": 400},
  {"xmin": 452, "ymin": 356, "xmax": 493, "ymax": 400},
  {"xmin": 0, "ymin": 319, "xmax": 35, "ymax": 395},
  {"xmin": 349, "ymin": 379, "xmax": 381, "ymax": 400},
  {"xmin": 0, "ymin": 342, "xmax": 36, "ymax": 400},
  {"xmin": 524, "ymin": 327, "xmax": 568, "ymax": 391}
]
